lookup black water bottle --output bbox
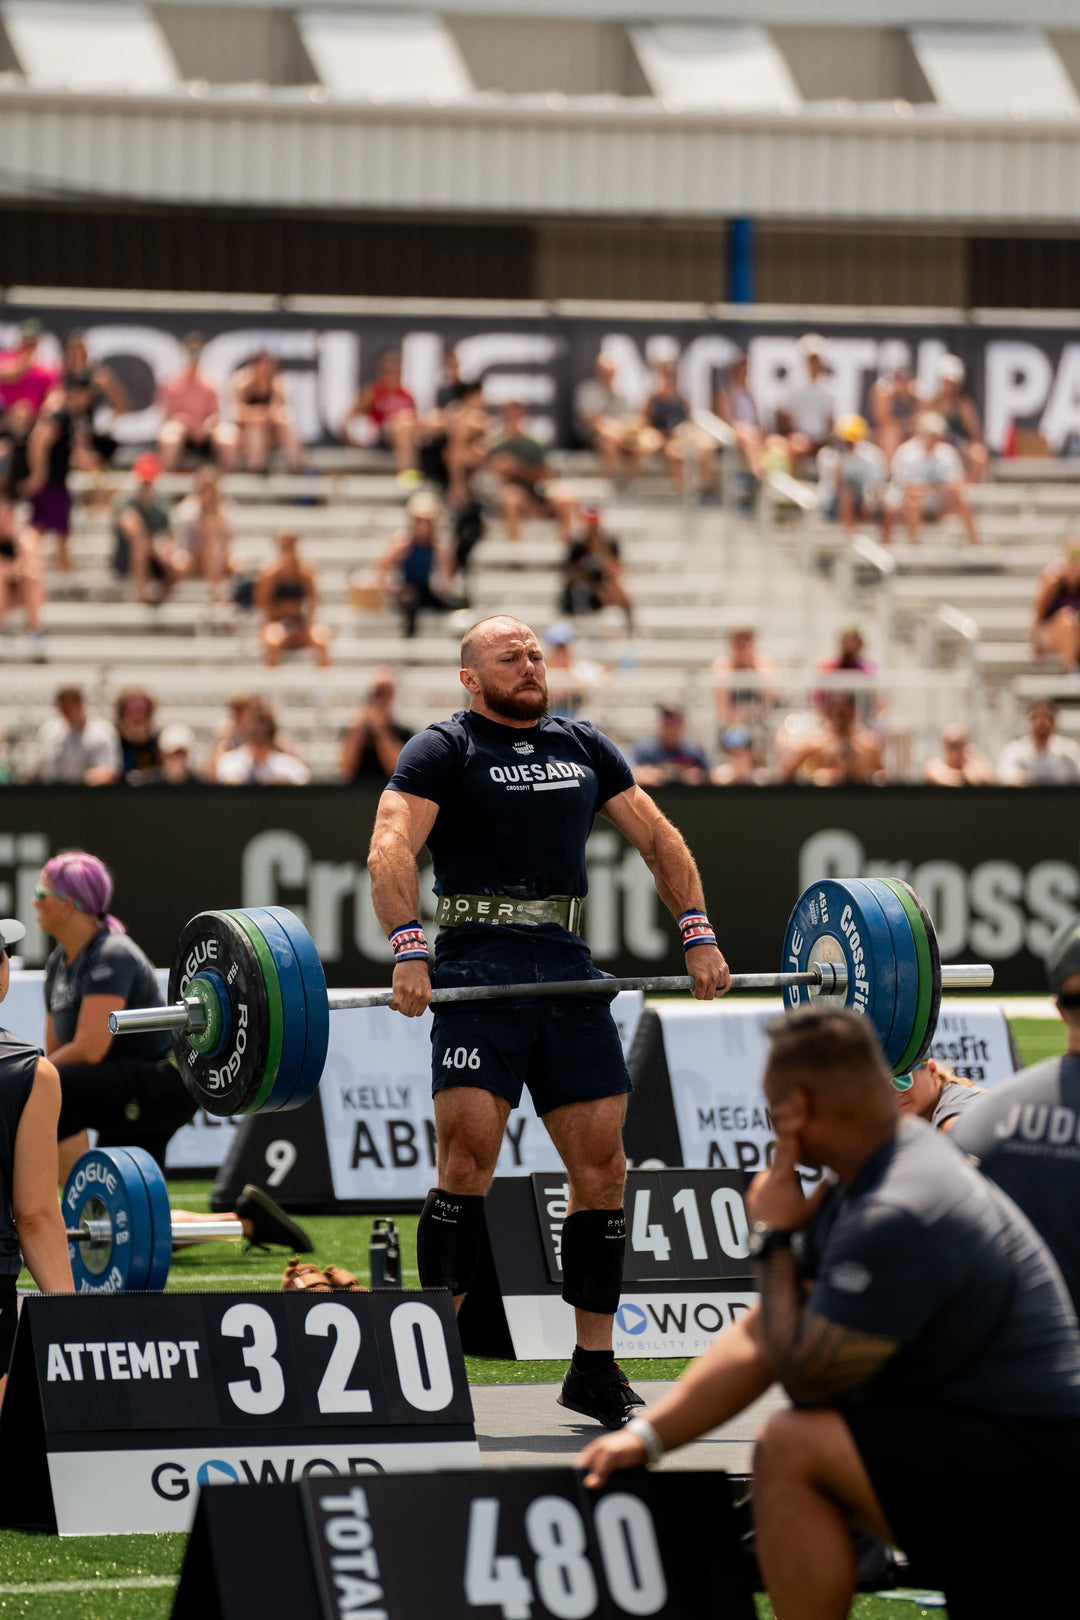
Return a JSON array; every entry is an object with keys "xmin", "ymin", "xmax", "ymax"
[{"xmin": 370, "ymin": 1219, "xmax": 401, "ymax": 1288}]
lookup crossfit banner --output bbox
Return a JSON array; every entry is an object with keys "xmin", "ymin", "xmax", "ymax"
[
  {"xmin": 0, "ymin": 787, "xmax": 1075, "ymax": 991},
  {"xmin": 4, "ymin": 300, "xmax": 1080, "ymax": 453}
]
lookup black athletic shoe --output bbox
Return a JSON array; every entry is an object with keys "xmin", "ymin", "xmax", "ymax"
[
  {"xmin": 235, "ymin": 1185, "xmax": 314, "ymax": 1253},
  {"xmin": 557, "ymin": 1362, "xmax": 645, "ymax": 1430}
]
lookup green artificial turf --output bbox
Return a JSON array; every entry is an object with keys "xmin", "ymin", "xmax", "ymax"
[{"xmin": 1010, "ymin": 1016, "xmax": 1067, "ymax": 1069}]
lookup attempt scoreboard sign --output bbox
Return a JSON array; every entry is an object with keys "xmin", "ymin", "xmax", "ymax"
[
  {"xmin": 0, "ymin": 1292, "xmax": 478, "ymax": 1535},
  {"xmin": 173, "ymin": 1469, "xmax": 756, "ymax": 1620}
]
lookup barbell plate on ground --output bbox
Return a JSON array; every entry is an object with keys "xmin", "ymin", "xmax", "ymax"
[
  {"xmin": 224, "ymin": 910, "xmax": 286, "ymax": 1113},
  {"xmin": 169, "ymin": 911, "xmax": 273, "ymax": 1116},
  {"xmin": 781, "ymin": 878, "xmax": 898, "ymax": 1058},
  {"xmin": 120, "ymin": 1146, "xmax": 174, "ymax": 1292},
  {"xmin": 64, "ymin": 1148, "xmax": 152, "ymax": 1293},
  {"xmin": 261, "ymin": 905, "xmax": 330, "ymax": 1110},
  {"xmin": 853, "ymin": 879, "xmax": 922, "ymax": 1071},
  {"xmin": 238, "ymin": 907, "xmax": 309, "ymax": 1112},
  {"xmin": 882, "ymin": 878, "xmax": 942, "ymax": 1073}
]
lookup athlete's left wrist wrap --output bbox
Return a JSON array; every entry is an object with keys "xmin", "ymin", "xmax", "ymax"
[
  {"xmin": 625, "ymin": 1416, "xmax": 664, "ymax": 1468},
  {"xmin": 389, "ymin": 920, "xmax": 430, "ymax": 965},
  {"xmin": 679, "ymin": 909, "xmax": 716, "ymax": 952}
]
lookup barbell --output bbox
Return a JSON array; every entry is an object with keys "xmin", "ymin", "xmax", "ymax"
[
  {"xmin": 106, "ymin": 880, "xmax": 992, "ymax": 1119},
  {"xmin": 62, "ymin": 1145, "xmax": 278, "ymax": 1293}
]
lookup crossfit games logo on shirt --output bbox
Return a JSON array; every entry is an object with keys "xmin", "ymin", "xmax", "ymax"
[
  {"xmin": 513, "ymin": 741, "xmax": 535, "ymax": 755},
  {"xmin": 828, "ymin": 1261, "xmax": 871, "ymax": 1294}
]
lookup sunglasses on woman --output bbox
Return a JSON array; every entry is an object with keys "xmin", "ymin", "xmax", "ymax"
[{"xmin": 33, "ymin": 885, "xmax": 84, "ymax": 911}]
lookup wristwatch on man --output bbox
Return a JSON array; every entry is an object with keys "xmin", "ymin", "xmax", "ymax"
[{"xmin": 747, "ymin": 1222, "xmax": 795, "ymax": 1261}]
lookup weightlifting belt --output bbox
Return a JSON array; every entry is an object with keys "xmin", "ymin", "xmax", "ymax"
[{"xmin": 436, "ymin": 893, "xmax": 584, "ymax": 933}]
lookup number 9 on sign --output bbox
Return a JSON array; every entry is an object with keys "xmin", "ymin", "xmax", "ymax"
[{"xmin": 465, "ymin": 1493, "xmax": 667, "ymax": 1619}]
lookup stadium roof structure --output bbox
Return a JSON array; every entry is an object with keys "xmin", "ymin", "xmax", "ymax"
[{"xmin": 1, "ymin": 2, "xmax": 1080, "ymax": 222}]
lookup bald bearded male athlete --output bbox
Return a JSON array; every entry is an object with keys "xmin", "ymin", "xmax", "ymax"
[{"xmin": 368, "ymin": 615, "xmax": 729, "ymax": 1427}]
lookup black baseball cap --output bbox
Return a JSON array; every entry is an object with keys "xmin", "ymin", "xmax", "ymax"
[{"xmin": 1045, "ymin": 915, "xmax": 1080, "ymax": 994}]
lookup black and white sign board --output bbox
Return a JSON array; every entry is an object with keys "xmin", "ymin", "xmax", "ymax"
[
  {"xmin": 0, "ymin": 1292, "xmax": 478, "ymax": 1535},
  {"xmin": 458, "ymin": 1171, "xmax": 756, "ymax": 1361},
  {"xmin": 632, "ymin": 998, "xmax": 1020, "ymax": 1178},
  {"xmin": 173, "ymin": 1468, "xmax": 756, "ymax": 1620}
]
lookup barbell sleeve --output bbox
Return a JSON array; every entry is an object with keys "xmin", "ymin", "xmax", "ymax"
[
  {"xmin": 109, "ymin": 961, "xmax": 993, "ymax": 1036},
  {"xmin": 66, "ymin": 1216, "xmax": 245, "ymax": 1245}
]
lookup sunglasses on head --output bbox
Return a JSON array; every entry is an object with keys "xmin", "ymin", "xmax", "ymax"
[{"xmin": 891, "ymin": 1073, "xmax": 915, "ymax": 1092}]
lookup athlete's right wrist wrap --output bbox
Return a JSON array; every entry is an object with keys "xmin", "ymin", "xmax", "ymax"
[
  {"xmin": 560, "ymin": 1208, "xmax": 626, "ymax": 1316},
  {"xmin": 416, "ymin": 1188, "xmax": 485, "ymax": 1296},
  {"xmin": 389, "ymin": 920, "xmax": 430, "ymax": 965},
  {"xmin": 678, "ymin": 909, "xmax": 716, "ymax": 952}
]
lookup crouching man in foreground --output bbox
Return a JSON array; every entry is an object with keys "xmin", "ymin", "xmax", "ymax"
[{"xmin": 580, "ymin": 1007, "xmax": 1080, "ymax": 1619}]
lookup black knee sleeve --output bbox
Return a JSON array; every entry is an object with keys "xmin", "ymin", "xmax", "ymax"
[
  {"xmin": 560, "ymin": 1208, "xmax": 626, "ymax": 1315},
  {"xmin": 416, "ymin": 1188, "xmax": 485, "ymax": 1295}
]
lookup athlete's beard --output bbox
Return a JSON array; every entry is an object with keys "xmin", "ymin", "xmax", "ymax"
[{"xmin": 477, "ymin": 674, "xmax": 550, "ymax": 721}]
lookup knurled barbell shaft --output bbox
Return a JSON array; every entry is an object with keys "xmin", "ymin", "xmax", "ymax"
[{"xmin": 108, "ymin": 961, "xmax": 994, "ymax": 1038}]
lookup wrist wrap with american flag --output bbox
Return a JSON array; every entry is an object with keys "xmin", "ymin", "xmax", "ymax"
[{"xmin": 679, "ymin": 909, "xmax": 716, "ymax": 951}]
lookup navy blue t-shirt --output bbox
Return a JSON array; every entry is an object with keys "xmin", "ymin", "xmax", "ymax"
[
  {"xmin": 952, "ymin": 1055, "xmax": 1080, "ymax": 1318},
  {"xmin": 797, "ymin": 1118, "xmax": 1080, "ymax": 1417},
  {"xmin": 388, "ymin": 709, "xmax": 635, "ymax": 978},
  {"xmin": 45, "ymin": 929, "xmax": 169, "ymax": 1063},
  {"xmin": 388, "ymin": 710, "xmax": 634, "ymax": 901}
]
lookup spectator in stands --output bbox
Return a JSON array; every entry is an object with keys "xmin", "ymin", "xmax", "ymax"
[
  {"xmin": 711, "ymin": 626, "xmax": 778, "ymax": 749},
  {"xmin": 62, "ymin": 330, "xmax": 128, "ymax": 469},
  {"xmin": 711, "ymin": 726, "xmax": 770, "ymax": 786},
  {"xmin": 113, "ymin": 453, "xmax": 183, "ymax": 605},
  {"xmin": 17, "ymin": 371, "xmax": 88, "ymax": 573},
  {"xmin": 573, "ymin": 353, "xmax": 643, "ymax": 485},
  {"xmin": 776, "ymin": 334, "xmax": 835, "ymax": 474},
  {"xmin": 34, "ymin": 686, "xmax": 120, "ymax": 786},
  {"xmin": 417, "ymin": 351, "xmax": 474, "ymax": 493},
  {"xmin": 931, "ymin": 355, "xmax": 989, "ymax": 483},
  {"xmin": 487, "ymin": 402, "xmax": 577, "ymax": 544},
  {"xmin": 207, "ymin": 692, "xmax": 258, "ymax": 779},
  {"xmin": 714, "ymin": 350, "xmax": 765, "ymax": 482},
  {"xmin": 544, "ymin": 621, "xmax": 605, "ymax": 720},
  {"xmin": 816, "ymin": 415, "xmax": 887, "ymax": 536},
  {"xmin": 869, "ymin": 365, "xmax": 924, "ymax": 468},
  {"xmin": 215, "ymin": 703, "xmax": 311, "ymax": 785},
  {"xmin": 129, "ymin": 723, "xmax": 199, "ymax": 787},
  {"xmin": 559, "ymin": 502, "xmax": 634, "ymax": 631},
  {"xmin": 815, "ymin": 623, "xmax": 880, "ymax": 725},
  {"xmin": 923, "ymin": 724, "xmax": 995, "ymax": 786},
  {"xmin": 114, "ymin": 688, "xmax": 161, "ymax": 782},
  {"xmin": 643, "ymin": 358, "xmax": 716, "ymax": 497},
  {"xmin": 1031, "ymin": 540, "xmax": 1080, "ymax": 674},
  {"xmin": 778, "ymin": 691, "xmax": 887, "ymax": 785},
  {"xmin": 375, "ymin": 491, "xmax": 457, "ymax": 639},
  {"xmin": 171, "ymin": 466, "xmax": 235, "ymax": 608},
  {"xmin": 158, "ymin": 332, "xmax": 237, "ymax": 471},
  {"xmin": 340, "ymin": 668, "xmax": 412, "ymax": 784},
  {"xmin": 233, "ymin": 351, "xmax": 303, "ymax": 474},
  {"xmin": 0, "ymin": 497, "xmax": 45, "ymax": 655},
  {"xmin": 0, "ymin": 729, "xmax": 15, "ymax": 786},
  {"xmin": 344, "ymin": 349, "xmax": 420, "ymax": 489},
  {"xmin": 442, "ymin": 381, "xmax": 490, "ymax": 516},
  {"xmin": 884, "ymin": 413, "xmax": 979, "ymax": 545},
  {"xmin": 633, "ymin": 702, "xmax": 710, "ymax": 786},
  {"xmin": 998, "ymin": 699, "xmax": 1080, "ymax": 786},
  {"xmin": 255, "ymin": 530, "xmax": 332, "ymax": 668},
  {"xmin": 0, "ymin": 320, "xmax": 59, "ymax": 417}
]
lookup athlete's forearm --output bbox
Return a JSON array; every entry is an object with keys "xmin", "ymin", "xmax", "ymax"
[
  {"xmin": 644, "ymin": 814, "xmax": 708, "ymax": 917},
  {"xmin": 368, "ymin": 829, "xmax": 422, "ymax": 933},
  {"xmin": 16, "ymin": 1206, "xmax": 74, "ymax": 1294},
  {"xmin": 643, "ymin": 1311, "xmax": 774, "ymax": 1452}
]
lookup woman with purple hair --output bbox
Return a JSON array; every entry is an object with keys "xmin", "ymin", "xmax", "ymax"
[{"xmin": 33, "ymin": 852, "xmax": 195, "ymax": 1178}]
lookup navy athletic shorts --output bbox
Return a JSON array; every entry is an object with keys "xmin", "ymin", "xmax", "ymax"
[
  {"xmin": 429, "ymin": 928, "xmax": 632, "ymax": 1116},
  {"xmin": 0, "ymin": 1272, "xmax": 17, "ymax": 1377}
]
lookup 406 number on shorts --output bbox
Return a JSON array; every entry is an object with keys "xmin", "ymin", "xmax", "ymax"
[{"xmin": 442, "ymin": 1045, "xmax": 482, "ymax": 1073}]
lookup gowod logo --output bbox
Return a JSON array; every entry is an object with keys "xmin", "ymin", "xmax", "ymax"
[
  {"xmin": 151, "ymin": 1453, "xmax": 385, "ymax": 1502},
  {"xmin": 615, "ymin": 1303, "xmax": 648, "ymax": 1336}
]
